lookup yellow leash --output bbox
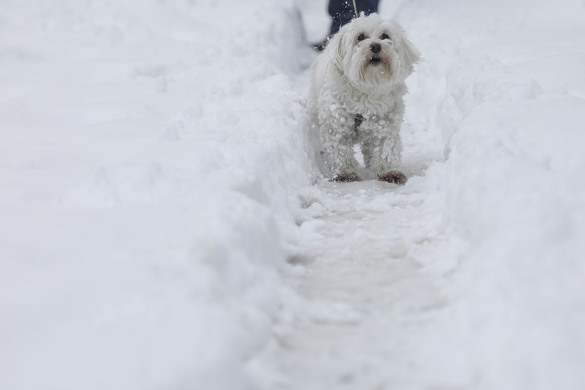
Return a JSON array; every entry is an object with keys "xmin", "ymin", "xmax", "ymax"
[{"xmin": 352, "ymin": 0, "xmax": 359, "ymax": 18}]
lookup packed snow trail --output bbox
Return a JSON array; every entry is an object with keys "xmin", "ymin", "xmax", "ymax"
[
  {"xmin": 253, "ymin": 2, "xmax": 453, "ymax": 389},
  {"xmin": 261, "ymin": 179, "xmax": 452, "ymax": 390}
]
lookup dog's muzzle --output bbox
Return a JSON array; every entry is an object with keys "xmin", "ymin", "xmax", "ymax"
[{"xmin": 369, "ymin": 43, "xmax": 383, "ymax": 65}]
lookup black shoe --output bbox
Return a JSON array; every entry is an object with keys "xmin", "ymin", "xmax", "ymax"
[{"xmin": 312, "ymin": 34, "xmax": 332, "ymax": 51}]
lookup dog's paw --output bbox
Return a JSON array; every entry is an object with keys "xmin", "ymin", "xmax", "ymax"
[
  {"xmin": 378, "ymin": 170, "xmax": 407, "ymax": 185},
  {"xmin": 332, "ymin": 172, "xmax": 361, "ymax": 182}
]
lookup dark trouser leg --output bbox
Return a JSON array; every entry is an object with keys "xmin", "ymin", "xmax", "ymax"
[{"xmin": 328, "ymin": 0, "xmax": 380, "ymax": 34}]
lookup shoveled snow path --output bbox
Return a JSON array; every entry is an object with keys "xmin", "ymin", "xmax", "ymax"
[
  {"xmin": 262, "ymin": 163, "xmax": 453, "ymax": 390},
  {"xmin": 288, "ymin": 187, "xmax": 446, "ymax": 389},
  {"xmin": 260, "ymin": 4, "xmax": 452, "ymax": 383},
  {"xmin": 258, "ymin": 5, "xmax": 453, "ymax": 387}
]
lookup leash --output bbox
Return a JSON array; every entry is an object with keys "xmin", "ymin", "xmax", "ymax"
[{"xmin": 352, "ymin": 0, "xmax": 359, "ymax": 18}]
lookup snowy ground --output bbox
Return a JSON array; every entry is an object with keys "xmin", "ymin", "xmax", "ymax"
[{"xmin": 1, "ymin": 0, "xmax": 585, "ymax": 389}]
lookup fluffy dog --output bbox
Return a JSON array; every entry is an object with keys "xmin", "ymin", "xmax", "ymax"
[{"xmin": 308, "ymin": 13, "xmax": 420, "ymax": 184}]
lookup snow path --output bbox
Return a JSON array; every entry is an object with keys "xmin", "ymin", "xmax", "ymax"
[
  {"xmin": 271, "ymin": 179, "xmax": 450, "ymax": 390},
  {"xmin": 252, "ymin": 2, "xmax": 454, "ymax": 387},
  {"xmin": 254, "ymin": 3, "xmax": 454, "ymax": 389},
  {"xmin": 260, "ymin": 84, "xmax": 451, "ymax": 389}
]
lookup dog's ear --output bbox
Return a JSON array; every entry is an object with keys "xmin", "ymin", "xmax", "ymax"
[
  {"xmin": 399, "ymin": 34, "xmax": 421, "ymax": 71},
  {"xmin": 326, "ymin": 30, "xmax": 347, "ymax": 72}
]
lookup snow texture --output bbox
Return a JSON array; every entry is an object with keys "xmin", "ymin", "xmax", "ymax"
[
  {"xmin": 1, "ymin": 0, "xmax": 585, "ymax": 389},
  {"xmin": 1, "ymin": 1, "xmax": 313, "ymax": 389}
]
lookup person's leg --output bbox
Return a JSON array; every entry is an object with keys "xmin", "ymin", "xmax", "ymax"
[
  {"xmin": 328, "ymin": 0, "xmax": 380, "ymax": 34},
  {"xmin": 314, "ymin": 0, "xmax": 380, "ymax": 51},
  {"xmin": 328, "ymin": 0, "xmax": 354, "ymax": 34},
  {"xmin": 359, "ymin": 0, "xmax": 379, "ymax": 14}
]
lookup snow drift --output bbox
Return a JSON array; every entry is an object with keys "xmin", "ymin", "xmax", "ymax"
[
  {"xmin": 0, "ymin": 1, "xmax": 313, "ymax": 389},
  {"xmin": 401, "ymin": 0, "xmax": 585, "ymax": 388}
]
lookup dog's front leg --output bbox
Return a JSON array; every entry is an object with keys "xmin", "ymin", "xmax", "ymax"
[
  {"xmin": 369, "ymin": 134, "xmax": 407, "ymax": 185},
  {"xmin": 320, "ymin": 124, "xmax": 360, "ymax": 182}
]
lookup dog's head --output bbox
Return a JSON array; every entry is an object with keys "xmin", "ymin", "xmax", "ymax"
[{"xmin": 326, "ymin": 13, "xmax": 420, "ymax": 92}]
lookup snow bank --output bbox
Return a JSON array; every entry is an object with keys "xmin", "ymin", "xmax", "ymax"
[
  {"xmin": 401, "ymin": 0, "xmax": 585, "ymax": 388},
  {"xmin": 0, "ymin": 1, "xmax": 313, "ymax": 389}
]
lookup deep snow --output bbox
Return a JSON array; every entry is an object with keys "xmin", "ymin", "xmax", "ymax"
[
  {"xmin": 1, "ymin": 0, "xmax": 585, "ymax": 389},
  {"xmin": 1, "ymin": 1, "xmax": 313, "ymax": 389}
]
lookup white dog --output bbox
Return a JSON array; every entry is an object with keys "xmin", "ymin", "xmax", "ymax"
[{"xmin": 308, "ymin": 13, "xmax": 420, "ymax": 184}]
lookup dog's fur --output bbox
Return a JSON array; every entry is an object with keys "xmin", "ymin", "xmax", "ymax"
[{"xmin": 308, "ymin": 13, "xmax": 420, "ymax": 184}]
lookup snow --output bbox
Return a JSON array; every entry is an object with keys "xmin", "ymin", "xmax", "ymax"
[
  {"xmin": 1, "ymin": 0, "xmax": 585, "ymax": 389},
  {"xmin": 1, "ymin": 1, "xmax": 313, "ymax": 389},
  {"xmin": 407, "ymin": 1, "xmax": 585, "ymax": 387}
]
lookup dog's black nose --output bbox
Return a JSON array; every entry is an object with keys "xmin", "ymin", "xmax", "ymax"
[{"xmin": 370, "ymin": 43, "xmax": 382, "ymax": 53}]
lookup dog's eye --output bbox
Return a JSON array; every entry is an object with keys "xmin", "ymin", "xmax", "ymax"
[
  {"xmin": 357, "ymin": 34, "xmax": 366, "ymax": 42},
  {"xmin": 380, "ymin": 33, "xmax": 390, "ymax": 40}
]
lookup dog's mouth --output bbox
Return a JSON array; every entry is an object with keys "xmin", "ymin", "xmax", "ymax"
[{"xmin": 368, "ymin": 55, "xmax": 383, "ymax": 66}]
